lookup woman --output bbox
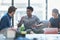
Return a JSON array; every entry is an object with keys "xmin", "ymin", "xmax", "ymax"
[{"xmin": 48, "ymin": 8, "xmax": 60, "ymax": 28}]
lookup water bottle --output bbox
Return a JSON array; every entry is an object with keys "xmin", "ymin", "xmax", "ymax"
[{"xmin": 20, "ymin": 24, "xmax": 25, "ymax": 32}]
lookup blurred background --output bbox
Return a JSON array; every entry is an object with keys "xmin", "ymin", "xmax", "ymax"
[{"xmin": 0, "ymin": 0, "xmax": 60, "ymax": 26}]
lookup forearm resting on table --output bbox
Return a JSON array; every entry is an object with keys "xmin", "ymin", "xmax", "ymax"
[
  {"xmin": 17, "ymin": 22, "xmax": 22, "ymax": 27},
  {"xmin": 17, "ymin": 19, "xmax": 23, "ymax": 27},
  {"xmin": 36, "ymin": 23, "xmax": 44, "ymax": 27},
  {"xmin": 48, "ymin": 22, "xmax": 52, "ymax": 28}
]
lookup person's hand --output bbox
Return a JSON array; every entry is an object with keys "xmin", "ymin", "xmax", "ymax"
[
  {"xmin": 9, "ymin": 27, "xmax": 17, "ymax": 31},
  {"xmin": 32, "ymin": 23, "xmax": 44, "ymax": 28},
  {"xmin": 21, "ymin": 16, "xmax": 24, "ymax": 20},
  {"xmin": 32, "ymin": 24, "xmax": 38, "ymax": 29},
  {"xmin": 30, "ymin": 31, "xmax": 35, "ymax": 34},
  {"xmin": 36, "ymin": 23, "xmax": 44, "ymax": 27}
]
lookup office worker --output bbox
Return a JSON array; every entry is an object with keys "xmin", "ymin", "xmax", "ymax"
[
  {"xmin": 18, "ymin": 6, "xmax": 43, "ymax": 31},
  {"xmin": 0, "ymin": 6, "xmax": 17, "ymax": 31},
  {"xmin": 48, "ymin": 8, "xmax": 60, "ymax": 28}
]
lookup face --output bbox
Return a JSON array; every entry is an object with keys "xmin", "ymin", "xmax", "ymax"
[
  {"xmin": 11, "ymin": 11, "xmax": 15, "ymax": 17},
  {"xmin": 52, "ymin": 12, "xmax": 57, "ymax": 17},
  {"xmin": 27, "ymin": 9, "xmax": 32, "ymax": 17}
]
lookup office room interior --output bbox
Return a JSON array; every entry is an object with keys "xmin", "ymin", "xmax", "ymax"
[{"xmin": 0, "ymin": 0, "xmax": 60, "ymax": 40}]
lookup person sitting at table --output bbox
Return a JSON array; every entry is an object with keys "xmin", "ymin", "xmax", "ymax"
[
  {"xmin": 0, "ymin": 6, "xmax": 17, "ymax": 31},
  {"xmin": 48, "ymin": 8, "xmax": 60, "ymax": 28},
  {"xmin": 18, "ymin": 6, "xmax": 43, "ymax": 33}
]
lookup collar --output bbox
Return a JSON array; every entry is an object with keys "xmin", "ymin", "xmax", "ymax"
[
  {"xmin": 27, "ymin": 15, "xmax": 33, "ymax": 18},
  {"xmin": 7, "ymin": 13, "xmax": 12, "ymax": 19}
]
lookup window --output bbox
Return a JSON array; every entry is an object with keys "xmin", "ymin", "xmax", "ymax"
[
  {"xmin": 0, "ymin": 0, "xmax": 46, "ymax": 26},
  {"xmin": 14, "ymin": 0, "xmax": 28, "ymax": 25},
  {"xmin": 48, "ymin": 0, "xmax": 60, "ymax": 20},
  {"xmin": 0, "ymin": 0, "xmax": 11, "ymax": 19},
  {"xmin": 1, "ymin": 0, "xmax": 11, "ymax": 5},
  {"xmin": 30, "ymin": 0, "xmax": 46, "ymax": 20}
]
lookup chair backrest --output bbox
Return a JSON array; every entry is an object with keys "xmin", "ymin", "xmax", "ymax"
[{"xmin": 42, "ymin": 20, "xmax": 49, "ymax": 27}]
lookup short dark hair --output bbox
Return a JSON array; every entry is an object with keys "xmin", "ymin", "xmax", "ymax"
[
  {"xmin": 27, "ymin": 6, "xmax": 33, "ymax": 11},
  {"xmin": 8, "ymin": 6, "xmax": 17, "ymax": 13},
  {"xmin": 52, "ymin": 8, "xmax": 59, "ymax": 14}
]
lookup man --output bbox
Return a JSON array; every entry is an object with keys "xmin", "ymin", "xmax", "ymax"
[
  {"xmin": 48, "ymin": 8, "xmax": 60, "ymax": 28},
  {"xmin": 0, "ymin": 6, "xmax": 17, "ymax": 31},
  {"xmin": 18, "ymin": 6, "xmax": 43, "ymax": 32}
]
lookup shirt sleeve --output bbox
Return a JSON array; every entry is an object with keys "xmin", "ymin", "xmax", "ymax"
[
  {"xmin": 35, "ymin": 16, "xmax": 40, "ymax": 24},
  {"xmin": 59, "ymin": 17, "xmax": 60, "ymax": 28},
  {"xmin": 49, "ymin": 18, "xmax": 52, "ymax": 23},
  {"xmin": 59, "ymin": 18, "xmax": 60, "ymax": 21},
  {"xmin": 18, "ymin": 17, "xmax": 24, "ymax": 27},
  {"xmin": 0, "ymin": 17, "xmax": 9, "ymax": 30},
  {"xmin": 20, "ymin": 18, "xmax": 24, "ymax": 25},
  {"xmin": 49, "ymin": 18, "xmax": 54, "ymax": 27}
]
